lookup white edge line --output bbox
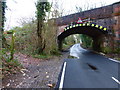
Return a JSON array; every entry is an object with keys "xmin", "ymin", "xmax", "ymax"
[
  {"xmin": 108, "ymin": 58, "xmax": 120, "ymax": 63},
  {"xmin": 112, "ymin": 77, "xmax": 120, "ymax": 84},
  {"xmin": 59, "ymin": 62, "xmax": 67, "ymax": 89}
]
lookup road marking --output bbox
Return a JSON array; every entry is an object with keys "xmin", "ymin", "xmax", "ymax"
[
  {"xmin": 112, "ymin": 77, "xmax": 120, "ymax": 84},
  {"xmin": 108, "ymin": 58, "xmax": 120, "ymax": 63},
  {"xmin": 59, "ymin": 62, "xmax": 67, "ymax": 89}
]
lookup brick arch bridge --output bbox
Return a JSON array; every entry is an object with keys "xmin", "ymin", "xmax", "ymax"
[
  {"xmin": 57, "ymin": 22, "xmax": 108, "ymax": 51},
  {"xmin": 56, "ymin": 2, "xmax": 120, "ymax": 51}
]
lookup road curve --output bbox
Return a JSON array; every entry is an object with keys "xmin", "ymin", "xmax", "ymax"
[{"xmin": 57, "ymin": 44, "xmax": 120, "ymax": 88}]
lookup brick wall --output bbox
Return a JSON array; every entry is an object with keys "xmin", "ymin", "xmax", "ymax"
[{"xmin": 113, "ymin": 2, "xmax": 120, "ymax": 42}]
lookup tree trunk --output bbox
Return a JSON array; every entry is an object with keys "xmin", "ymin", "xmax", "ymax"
[{"xmin": 37, "ymin": 19, "xmax": 44, "ymax": 54}]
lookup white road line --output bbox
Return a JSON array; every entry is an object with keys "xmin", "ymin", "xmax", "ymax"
[
  {"xmin": 59, "ymin": 62, "xmax": 67, "ymax": 89},
  {"xmin": 112, "ymin": 77, "xmax": 120, "ymax": 84},
  {"xmin": 108, "ymin": 58, "xmax": 120, "ymax": 63}
]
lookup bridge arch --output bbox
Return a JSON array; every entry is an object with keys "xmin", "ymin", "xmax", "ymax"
[{"xmin": 57, "ymin": 22, "xmax": 108, "ymax": 52}]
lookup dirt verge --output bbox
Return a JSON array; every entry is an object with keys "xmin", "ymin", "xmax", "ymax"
[{"xmin": 2, "ymin": 52, "xmax": 69, "ymax": 88}]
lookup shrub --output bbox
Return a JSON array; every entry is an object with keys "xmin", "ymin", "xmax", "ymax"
[
  {"xmin": 102, "ymin": 47, "xmax": 112, "ymax": 54},
  {"xmin": 113, "ymin": 48, "xmax": 120, "ymax": 53}
]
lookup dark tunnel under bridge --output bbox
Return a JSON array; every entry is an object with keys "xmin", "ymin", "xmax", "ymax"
[{"xmin": 57, "ymin": 22, "xmax": 109, "ymax": 52}]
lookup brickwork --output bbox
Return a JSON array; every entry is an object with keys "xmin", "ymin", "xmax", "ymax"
[
  {"xmin": 56, "ymin": 2, "xmax": 120, "ymax": 47},
  {"xmin": 56, "ymin": 4, "xmax": 113, "ymax": 26},
  {"xmin": 113, "ymin": 2, "xmax": 120, "ymax": 42}
]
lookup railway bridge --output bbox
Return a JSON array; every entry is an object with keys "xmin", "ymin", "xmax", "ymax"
[{"xmin": 56, "ymin": 2, "xmax": 120, "ymax": 51}]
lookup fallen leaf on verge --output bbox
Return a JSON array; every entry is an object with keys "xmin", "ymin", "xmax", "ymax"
[
  {"xmin": 21, "ymin": 69, "xmax": 29, "ymax": 72},
  {"xmin": 20, "ymin": 70, "xmax": 24, "ymax": 74},
  {"xmin": 46, "ymin": 75, "xmax": 49, "ymax": 78},
  {"xmin": 47, "ymin": 83, "xmax": 55, "ymax": 88},
  {"xmin": 20, "ymin": 70, "xmax": 26, "ymax": 76},
  {"xmin": 6, "ymin": 83, "xmax": 10, "ymax": 87},
  {"xmin": 23, "ymin": 73, "xmax": 26, "ymax": 76},
  {"xmin": 46, "ymin": 72, "xmax": 48, "ymax": 74},
  {"xmin": 47, "ymin": 84, "xmax": 53, "ymax": 87}
]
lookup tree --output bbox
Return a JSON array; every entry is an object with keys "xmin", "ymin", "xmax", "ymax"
[
  {"xmin": 36, "ymin": 0, "xmax": 51, "ymax": 54},
  {"xmin": 51, "ymin": 0, "xmax": 64, "ymax": 18},
  {"xmin": 0, "ymin": 1, "xmax": 9, "ymax": 48}
]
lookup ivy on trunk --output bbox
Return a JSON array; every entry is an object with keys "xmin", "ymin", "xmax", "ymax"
[{"xmin": 36, "ymin": 0, "xmax": 51, "ymax": 54}]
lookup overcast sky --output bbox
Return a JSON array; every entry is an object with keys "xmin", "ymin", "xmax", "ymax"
[{"xmin": 5, "ymin": 0, "xmax": 120, "ymax": 30}]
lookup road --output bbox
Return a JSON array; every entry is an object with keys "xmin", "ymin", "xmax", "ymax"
[{"xmin": 57, "ymin": 44, "xmax": 120, "ymax": 88}]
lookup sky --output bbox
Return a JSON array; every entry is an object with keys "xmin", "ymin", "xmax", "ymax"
[{"xmin": 4, "ymin": 0, "xmax": 120, "ymax": 30}]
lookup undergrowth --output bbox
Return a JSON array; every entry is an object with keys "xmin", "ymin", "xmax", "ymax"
[{"xmin": 1, "ymin": 48, "xmax": 22, "ymax": 79}]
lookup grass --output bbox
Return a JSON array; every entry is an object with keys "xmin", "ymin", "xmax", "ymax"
[
  {"xmin": 32, "ymin": 49, "xmax": 61, "ymax": 59},
  {"xmin": 32, "ymin": 54, "xmax": 52, "ymax": 59},
  {"xmin": 116, "ymin": 58, "xmax": 120, "ymax": 61}
]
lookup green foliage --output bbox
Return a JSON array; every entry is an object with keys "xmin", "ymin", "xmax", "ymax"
[
  {"xmin": 117, "ymin": 58, "xmax": 120, "ymax": 61},
  {"xmin": 1, "ymin": 48, "xmax": 21, "ymax": 78},
  {"xmin": 43, "ymin": 19, "xmax": 58, "ymax": 55},
  {"xmin": 9, "ymin": 17, "xmax": 58, "ymax": 56},
  {"xmin": 102, "ymin": 47, "xmax": 112, "ymax": 54},
  {"xmin": 32, "ymin": 49, "xmax": 61, "ymax": 59},
  {"xmin": 63, "ymin": 35, "xmax": 76, "ymax": 49},
  {"xmin": 63, "ymin": 44, "xmax": 69, "ymax": 50},
  {"xmin": 102, "ymin": 46, "xmax": 120, "ymax": 54},
  {"xmin": 62, "ymin": 34, "xmax": 81, "ymax": 50},
  {"xmin": 113, "ymin": 48, "xmax": 120, "ymax": 53},
  {"xmin": 10, "ymin": 23, "xmax": 37, "ymax": 55},
  {"xmin": 9, "ymin": 30, "xmax": 15, "ymax": 60},
  {"xmin": 32, "ymin": 54, "xmax": 51, "ymax": 59},
  {"xmin": 36, "ymin": 0, "xmax": 51, "ymax": 20},
  {"xmin": 80, "ymin": 34, "xmax": 93, "ymax": 48},
  {"xmin": 5, "ymin": 1, "xmax": 59, "ymax": 57},
  {"xmin": 50, "ymin": 48, "xmax": 61, "ymax": 56},
  {"xmin": 36, "ymin": 0, "xmax": 52, "ymax": 54}
]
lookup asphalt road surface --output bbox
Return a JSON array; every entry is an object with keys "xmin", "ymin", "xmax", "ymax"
[{"xmin": 57, "ymin": 44, "xmax": 120, "ymax": 88}]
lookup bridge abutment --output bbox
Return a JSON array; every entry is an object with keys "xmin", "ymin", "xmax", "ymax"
[
  {"xmin": 58, "ymin": 40, "xmax": 63, "ymax": 51},
  {"xmin": 93, "ymin": 38, "xmax": 102, "ymax": 52}
]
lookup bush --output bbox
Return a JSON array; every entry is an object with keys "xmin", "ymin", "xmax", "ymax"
[
  {"xmin": 113, "ymin": 48, "xmax": 120, "ymax": 53},
  {"xmin": 102, "ymin": 47, "xmax": 112, "ymax": 54},
  {"xmin": 102, "ymin": 47, "xmax": 120, "ymax": 54}
]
